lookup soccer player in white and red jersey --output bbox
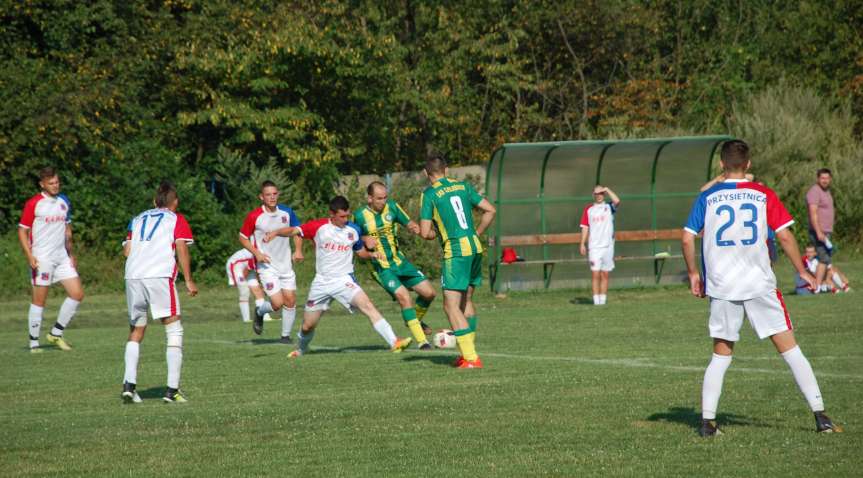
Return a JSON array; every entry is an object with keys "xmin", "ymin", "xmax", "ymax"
[
  {"xmin": 682, "ymin": 140, "xmax": 840, "ymax": 436},
  {"xmin": 17, "ymin": 167, "xmax": 84, "ymax": 353},
  {"xmin": 121, "ymin": 182, "xmax": 197, "ymax": 404},
  {"xmin": 263, "ymin": 196, "xmax": 412, "ymax": 357},
  {"xmin": 579, "ymin": 185, "xmax": 620, "ymax": 305},
  {"xmin": 239, "ymin": 180, "xmax": 304, "ymax": 343},
  {"xmin": 225, "ymin": 248, "xmax": 270, "ymax": 323}
]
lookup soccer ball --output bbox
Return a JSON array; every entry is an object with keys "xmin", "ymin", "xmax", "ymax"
[{"xmin": 433, "ymin": 329, "xmax": 456, "ymax": 349}]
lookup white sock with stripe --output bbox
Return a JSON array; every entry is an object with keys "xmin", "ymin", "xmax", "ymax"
[
  {"xmin": 282, "ymin": 307, "xmax": 296, "ymax": 338},
  {"xmin": 781, "ymin": 346, "xmax": 824, "ymax": 412},
  {"xmin": 28, "ymin": 304, "xmax": 43, "ymax": 348},
  {"xmin": 702, "ymin": 353, "xmax": 732, "ymax": 420},
  {"xmin": 51, "ymin": 297, "xmax": 79, "ymax": 336}
]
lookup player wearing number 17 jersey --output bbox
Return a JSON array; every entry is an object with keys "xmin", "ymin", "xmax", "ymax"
[
  {"xmin": 682, "ymin": 140, "xmax": 839, "ymax": 436},
  {"xmin": 419, "ymin": 155, "xmax": 496, "ymax": 369}
]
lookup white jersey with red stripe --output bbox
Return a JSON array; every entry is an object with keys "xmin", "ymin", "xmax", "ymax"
[
  {"xmin": 18, "ymin": 192, "xmax": 72, "ymax": 260},
  {"xmin": 299, "ymin": 218, "xmax": 363, "ymax": 280},
  {"xmin": 225, "ymin": 248, "xmax": 255, "ymax": 284},
  {"xmin": 124, "ymin": 208, "xmax": 194, "ymax": 280},
  {"xmin": 239, "ymin": 205, "xmax": 300, "ymax": 274},
  {"xmin": 579, "ymin": 202, "xmax": 616, "ymax": 249},
  {"xmin": 685, "ymin": 179, "xmax": 794, "ymax": 301}
]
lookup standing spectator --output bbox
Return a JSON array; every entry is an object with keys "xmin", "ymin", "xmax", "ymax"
[
  {"xmin": 579, "ymin": 185, "xmax": 621, "ymax": 305},
  {"xmin": 806, "ymin": 169, "xmax": 835, "ymax": 293}
]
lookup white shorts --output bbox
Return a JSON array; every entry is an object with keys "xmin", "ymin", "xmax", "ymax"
[
  {"xmin": 31, "ymin": 255, "xmax": 78, "ymax": 286},
  {"xmin": 708, "ymin": 289, "xmax": 792, "ymax": 341},
  {"xmin": 227, "ymin": 262, "xmax": 259, "ymax": 287},
  {"xmin": 588, "ymin": 246, "xmax": 615, "ymax": 272},
  {"xmin": 258, "ymin": 268, "xmax": 296, "ymax": 296},
  {"xmin": 126, "ymin": 278, "xmax": 181, "ymax": 326},
  {"xmin": 304, "ymin": 274, "xmax": 363, "ymax": 312}
]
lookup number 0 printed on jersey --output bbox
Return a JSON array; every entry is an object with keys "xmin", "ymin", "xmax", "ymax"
[
  {"xmin": 715, "ymin": 203, "xmax": 758, "ymax": 247},
  {"xmin": 450, "ymin": 196, "xmax": 469, "ymax": 229},
  {"xmin": 139, "ymin": 212, "xmax": 165, "ymax": 241}
]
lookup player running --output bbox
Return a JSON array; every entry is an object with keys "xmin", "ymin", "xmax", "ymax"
[
  {"xmin": 682, "ymin": 140, "xmax": 841, "ymax": 436},
  {"xmin": 225, "ymin": 248, "xmax": 272, "ymax": 323},
  {"xmin": 121, "ymin": 181, "xmax": 198, "ymax": 404},
  {"xmin": 355, "ymin": 181, "xmax": 437, "ymax": 350},
  {"xmin": 579, "ymin": 185, "xmax": 621, "ymax": 305},
  {"xmin": 17, "ymin": 167, "xmax": 84, "ymax": 353},
  {"xmin": 239, "ymin": 180, "xmax": 304, "ymax": 343},
  {"xmin": 419, "ymin": 156, "xmax": 496, "ymax": 369},
  {"xmin": 264, "ymin": 196, "xmax": 412, "ymax": 357}
]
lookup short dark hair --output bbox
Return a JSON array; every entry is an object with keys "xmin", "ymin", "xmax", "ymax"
[
  {"xmin": 329, "ymin": 195, "xmax": 350, "ymax": 212},
  {"xmin": 425, "ymin": 155, "xmax": 447, "ymax": 175},
  {"xmin": 38, "ymin": 167, "xmax": 57, "ymax": 181},
  {"xmin": 367, "ymin": 181, "xmax": 386, "ymax": 196},
  {"xmin": 817, "ymin": 168, "xmax": 832, "ymax": 177},
  {"xmin": 720, "ymin": 140, "xmax": 750, "ymax": 171},
  {"xmin": 155, "ymin": 181, "xmax": 177, "ymax": 208},
  {"xmin": 261, "ymin": 180, "xmax": 277, "ymax": 192}
]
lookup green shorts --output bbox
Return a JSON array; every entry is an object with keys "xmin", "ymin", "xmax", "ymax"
[
  {"xmin": 372, "ymin": 260, "xmax": 428, "ymax": 298},
  {"xmin": 441, "ymin": 254, "xmax": 483, "ymax": 291}
]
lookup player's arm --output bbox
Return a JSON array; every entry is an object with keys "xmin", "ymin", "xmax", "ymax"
[
  {"xmin": 776, "ymin": 228, "xmax": 815, "ymax": 288},
  {"xmin": 474, "ymin": 198, "xmax": 496, "ymax": 236},
  {"xmin": 292, "ymin": 235, "xmax": 304, "ymax": 262},
  {"xmin": 603, "ymin": 187, "xmax": 621, "ymax": 207},
  {"xmin": 681, "ymin": 231, "xmax": 704, "ymax": 298},
  {"xmin": 175, "ymin": 239, "xmax": 198, "ymax": 296},
  {"xmin": 419, "ymin": 219, "xmax": 436, "ymax": 240},
  {"xmin": 65, "ymin": 224, "xmax": 76, "ymax": 267},
  {"xmin": 262, "ymin": 226, "xmax": 301, "ymax": 243},
  {"xmin": 239, "ymin": 234, "xmax": 269, "ymax": 264},
  {"xmin": 700, "ymin": 174, "xmax": 724, "ymax": 192},
  {"xmin": 579, "ymin": 225, "xmax": 589, "ymax": 256},
  {"xmin": 17, "ymin": 226, "xmax": 38, "ymax": 269},
  {"xmin": 358, "ymin": 235, "xmax": 385, "ymax": 261}
]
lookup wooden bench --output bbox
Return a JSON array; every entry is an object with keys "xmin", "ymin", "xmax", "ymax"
[{"xmin": 488, "ymin": 229, "xmax": 685, "ymax": 290}]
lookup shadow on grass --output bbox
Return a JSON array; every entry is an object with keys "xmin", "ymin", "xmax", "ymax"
[
  {"xmin": 647, "ymin": 406, "xmax": 772, "ymax": 431},
  {"xmin": 400, "ymin": 354, "xmax": 459, "ymax": 366},
  {"xmin": 137, "ymin": 387, "xmax": 168, "ymax": 399},
  {"xmin": 569, "ymin": 297, "xmax": 594, "ymax": 305}
]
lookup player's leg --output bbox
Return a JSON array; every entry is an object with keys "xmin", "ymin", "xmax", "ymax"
[
  {"xmin": 161, "ymin": 315, "xmax": 186, "ymax": 403},
  {"xmin": 122, "ymin": 280, "xmax": 148, "ymax": 403},
  {"xmin": 236, "ymin": 280, "xmax": 251, "ymax": 322},
  {"xmin": 700, "ymin": 298, "xmax": 744, "ymax": 436},
  {"xmin": 588, "ymin": 248, "xmax": 603, "ymax": 305},
  {"xmin": 44, "ymin": 260, "xmax": 83, "ymax": 350},
  {"xmin": 598, "ymin": 272, "xmax": 609, "ymax": 305},
  {"xmin": 829, "ymin": 265, "xmax": 850, "ymax": 292},
  {"xmin": 291, "ymin": 308, "xmax": 324, "ymax": 357},
  {"xmin": 598, "ymin": 248, "xmax": 614, "ymax": 304},
  {"xmin": 27, "ymin": 283, "xmax": 50, "ymax": 352},
  {"xmin": 461, "ymin": 254, "xmax": 483, "ymax": 334},
  {"xmin": 251, "ymin": 269, "xmax": 280, "ymax": 335},
  {"xmin": 279, "ymin": 274, "xmax": 298, "ymax": 343},
  {"xmin": 350, "ymin": 289, "xmax": 411, "ymax": 352},
  {"xmin": 246, "ymin": 273, "xmax": 269, "ymax": 320},
  {"xmin": 411, "ymin": 279, "xmax": 436, "ymax": 334},
  {"xmin": 392, "ymin": 284, "xmax": 429, "ymax": 349}
]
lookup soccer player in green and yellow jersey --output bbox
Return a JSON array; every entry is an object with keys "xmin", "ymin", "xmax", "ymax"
[
  {"xmin": 419, "ymin": 155, "xmax": 496, "ymax": 368},
  {"xmin": 355, "ymin": 181, "xmax": 437, "ymax": 350}
]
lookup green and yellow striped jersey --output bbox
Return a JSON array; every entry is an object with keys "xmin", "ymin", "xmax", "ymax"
[
  {"xmin": 354, "ymin": 199, "xmax": 411, "ymax": 269},
  {"xmin": 420, "ymin": 177, "xmax": 484, "ymax": 259}
]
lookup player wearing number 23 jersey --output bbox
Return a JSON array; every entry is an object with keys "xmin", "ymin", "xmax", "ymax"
[{"xmin": 684, "ymin": 179, "xmax": 793, "ymax": 301}]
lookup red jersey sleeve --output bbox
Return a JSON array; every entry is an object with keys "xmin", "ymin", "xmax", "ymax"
[
  {"xmin": 19, "ymin": 195, "xmax": 40, "ymax": 228},
  {"xmin": 765, "ymin": 189, "xmax": 794, "ymax": 232},
  {"xmin": 239, "ymin": 209, "xmax": 260, "ymax": 239},
  {"xmin": 174, "ymin": 214, "xmax": 194, "ymax": 242},
  {"xmin": 579, "ymin": 204, "xmax": 591, "ymax": 228},
  {"xmin": 299, "ymin": 218, "xmax": 328, "ymax": 241}
]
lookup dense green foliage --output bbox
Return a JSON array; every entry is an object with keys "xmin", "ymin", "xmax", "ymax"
[
  {"xmin": 2, "ymin": 0, "xmax": 862, "ymax": 280},
  {"xmin": 1, "ymin": 265, "xmax": 861, "ymax": 476}
]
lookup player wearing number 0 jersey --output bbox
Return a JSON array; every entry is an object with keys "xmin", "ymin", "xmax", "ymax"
[
  {"xmin": 682, "ymin": 140, "xmax": 839, "ymax": 436},
  {"xmin": 17, "ymin": 167, "xmax": 85, "ymax": 353},
  {"xmin": 419, "ymin": 156, "xmax": 496, "ymax": 369},
  {"xmin": 121, "ymin": 182, "xmax": 198, "ymax": 404},
  {"xmin": 263, "ymin": 196, "xmax": 412, "ymax": 358}
]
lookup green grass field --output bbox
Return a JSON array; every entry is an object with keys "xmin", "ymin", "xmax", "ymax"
[{"xmin": 1, "ymin": 261, "xmax": 860, "ymax": 477}]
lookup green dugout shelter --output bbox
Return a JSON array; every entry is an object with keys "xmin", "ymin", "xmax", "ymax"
[{"xmin": 485, "ymin": 135, "xmax": 733, "ymax": 292}]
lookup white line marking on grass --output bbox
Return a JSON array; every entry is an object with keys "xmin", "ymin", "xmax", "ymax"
[{"xmin": 198, "ymin": 339, "xmax": 863, "ymax": 380}]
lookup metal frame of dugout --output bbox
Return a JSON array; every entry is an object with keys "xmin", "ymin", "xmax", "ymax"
[{"xmin": 485, "ymin": 135, "xmax": 733, "ymax": 293}]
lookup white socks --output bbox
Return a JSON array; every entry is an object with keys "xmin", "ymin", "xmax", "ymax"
[
  {"xmin": 257, "ymin": 300, "xmax": 274, "ymax": 316},
  {"xmin": 781, "ymin": 346, "xmax": 825, "ymax": 412},
  {"xmin": 51, "ymin": 297, "xmax": 80, "ymax": 336},
  {"xmin": 282, "ymin": 307, "xmax": 296, "ymax": 338},
  {"xmin": 592, "ymin": 295, "xmax": 607, "ymax": 305},
  {"xmin": 124, "ymin": 341, "xmax": 140, "ymax": 385},
  {"xmin": 702, "ymin": 353, "xmax": 733, "ymax": 420},
  {"xmin": 28, "ymin": 304, "xmax": 43, "ymax": 348},
  {"xmin": 372, "ymin": 319, "xmax": 397, "ymax": 348},
  {"xmin": 831, "ymin": 273, "xmax": 845, "ymax": 289},
  {"xmin": 166, "ymin": 347, "xmax": 182, "ymax": 389},
  {"xmin": 238, "ymin": 283, "xmax": 251, "ymax": 322}
]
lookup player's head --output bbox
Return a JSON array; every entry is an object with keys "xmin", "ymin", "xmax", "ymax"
[
  {"xmin": 592, "ymin": 185, "xmax": 605, "ymax": 203},
  {"xmin": 366, "ymin": 181, "xmax": 388, "ymax": 212},
  {"xmin": 424, "ymin": 155, "xmax": 447, "ymax": 182},
  {"xmin": 260, "ymin": 180, "xmax": 279, "ymax": 209},
  {"xmin": 38, "ymin": 166, "xmax": 60, "ymax": 196},
  {"xmin": 719, "ymin": 140, "xmax": 751, "ymax": 173},
  {"xmin": 154, "ymin": 181, "xmax": 178, "ymax": 210},
  {"xmin": 816, "ymin": 168, "xmax": 832, "ymax": 190},
  {"xmin": 329, "ymin": 195, "xmax": 351, "ymax": 227},
  {"xmin": 805, "ymin": 245, "xmax": 817, "ymax": 259}
]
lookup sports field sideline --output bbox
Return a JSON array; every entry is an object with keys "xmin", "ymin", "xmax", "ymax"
[{"xmin": 1, "ymin": 261, "xmax": 860, "ymax": 477}]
